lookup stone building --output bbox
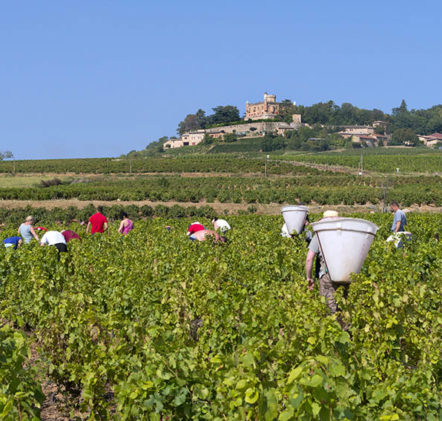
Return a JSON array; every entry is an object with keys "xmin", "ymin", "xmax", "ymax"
[
  {"xmin": 245, "ymin": 93, "xmax": 281, "ymax": 120},
  {"xmin": 338, "ymin": 125, "xmax": 375, "ymax": 138},
  {"xmin": 418, "ymin": 132, "xmax": 442, "ymax": 147},
  {"xmin": 163, "ymin": 130, "xmax": 205, "ymax": 149},
  {"xmin": 205, "ymin": 117, "xmax": 302, "ymax": 138}
]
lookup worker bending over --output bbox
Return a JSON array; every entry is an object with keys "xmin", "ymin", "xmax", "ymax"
[{"xmin": 40, "ymin": 230, "xmax": 68, "ymax": 253}]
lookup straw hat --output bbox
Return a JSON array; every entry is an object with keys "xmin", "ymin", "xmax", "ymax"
[
  {"xmin": 25, "ymin": 215, "xmax": 34, "ymax": 222},
  {"xmin": 323, "ymin": 210, "xmax": 339, "ymax": 218}
]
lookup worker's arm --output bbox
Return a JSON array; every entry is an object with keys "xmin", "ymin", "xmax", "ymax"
[
  {"xmin": 30, "ymin": 226, "xmax": 39, "ymax": 242},
  {"xmin": 118, "ymin": 220, "xmax": 124, "ymax": 233},
  {"xmin": 394, "ymin": 221, "xmax": 401, "ymax": 233},
  {"xmin": 103, "ymin": 222, "xmax": 108, "ymax": 232},
  {"xmin": 305, "ymin": 250, "xmax": 316, "ymax": 291},
  {"xmin": 86, "ymin": 221, "xmax": 91, "ymax": 234}
]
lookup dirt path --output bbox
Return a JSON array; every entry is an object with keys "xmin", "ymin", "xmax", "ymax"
[{"xmin": 0, "ymin": 199, "xmax": 440, "ymax": 214}]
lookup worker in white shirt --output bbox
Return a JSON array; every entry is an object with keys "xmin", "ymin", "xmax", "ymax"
[
  {"xmin": 212, "ymin": 217, "xmax": 231, "ymax": 233},
  {"xmin": 40, "ymin": 230, "xmax": 67, "ymax": 253}
]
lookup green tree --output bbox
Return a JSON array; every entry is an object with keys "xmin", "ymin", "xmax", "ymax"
[
  {"xmin": 262, "ymin": 134, "xmax": 286, "ymax": 151},
  {"xmin": 374, "ymin": 125, "xmax": 386, "ymax": 135},
  {"xmin": 391, "ymin": 128, "xmax": 419, "ymax": 146},
  {"xmin": 195, "ymin": 109, "xmax": 207, "ymax": 128},
  {"xmin": 177, "ymin": 113, "xmax": 203, "ymax": 135},
  {"xmin": 207, "ymin": 106, "xmax": 240, "ymax": 125},
  {"xmin": 203, "ymin": 133, "xmax": 214, "ymax": 145},
  {"xmin": 278, "ymin": 99, "xmax": 296, "ymax": 123},
  {"xmin": 223, "ymin": 133, "xmax": 238, "ymax": 143},
  {"xmin": 392, "ymin": 99, "xmax": 408, "ymax": 116}
]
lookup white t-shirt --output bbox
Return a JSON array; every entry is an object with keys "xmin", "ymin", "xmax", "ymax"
[
  {"xmin": 215, "ymin": 219, "xmax": 231, "ymax": 233},
  {"xmin": 40, "ymin": 231, "xmax": 66, "ymax": 246}
]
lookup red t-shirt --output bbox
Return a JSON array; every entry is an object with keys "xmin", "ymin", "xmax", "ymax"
[
  {"xmin": 89, "ymin": 213, "xmax": 108, "ymax": 234},
  {"xmin": 188, "ymin": 223, "xmax": 205, "ymax": 235},
  {"xmin": 62, "ymin": 230, "xmax": 81, "ymax": 243}
]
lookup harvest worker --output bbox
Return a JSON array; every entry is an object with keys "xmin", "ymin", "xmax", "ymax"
[
  {"xmin": 40, "ymin": 230, "xmax": 68, "ymax": 253},
  {"xmin": 187, "ymin": 221, "xmax": 205, "ymax": 237},
  {"xmin": 212, "ymin": 217, "xmax": 231, "ymax": 233},
  {"xmin": 3, "ymin": 236, "xmax": 22, "ymax": 249},
  {"xmin": 189, "ymin": 229, "xmax": 226, "ymax": 243},
  {"xmin": 305, "ymin": 210, "xmax": 348, "ymax": 316},
  {"xmin": 61, "ymin": 229, "xmax": 81, "ymax": 243},
  {"xmin": 281, "ymin": 215, "xmax": 312, "ymax": 244},
  {"xmin": 86, "ymin": 206, "xmax": 108, "ymax": 234},
  {"xmin": 118, "ymin": 212, "xmax": 134, "ymax": 235},
  {"xmin": 390, "ymin": 202, "xmax": 407, "ymax": 233},
  {"xmin": 18, "ymin": 216, "xmax": 40, "ymax": 243}
]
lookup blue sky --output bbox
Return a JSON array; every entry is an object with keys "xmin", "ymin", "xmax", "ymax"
[{"xmin": 1, "ymin": 0, "xmax": 441, "ymax": 159}]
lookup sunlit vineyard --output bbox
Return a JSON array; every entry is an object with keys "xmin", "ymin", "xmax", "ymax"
[
  {"xmin": 280, "ymin": 151, "xmax": 442, "ymax": 174},
  {"xmin": 1, "ymin": 149, "xmax": 441, "ymax": 175},
  {"xmin": 0, "ymin": 156, "xmax": 293, "ymax": 175},
  {"xmin": 0, "ymin": 173, "xmax": 440, "ymax": 206},
  {"xmin": 1, "ymin": 213, "xmax": 440, "ymax": 419}
]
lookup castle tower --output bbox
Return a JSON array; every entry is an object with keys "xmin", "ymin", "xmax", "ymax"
[
  {"xmin": 264, "ymin": 93, "xmax": 276, "ymax": 103},
  {"xmin": 246, "ymin": 93, "xmax": 281, "ymax": 120}
]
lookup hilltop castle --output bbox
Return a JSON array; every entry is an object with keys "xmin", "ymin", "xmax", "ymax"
[
  {"xmin": 245, "ymin": 93, "xmax": 281, "ymax": 120},
  {"xmin": 164, "ymin": 93, "xmax": 301, "ymax": 149}
]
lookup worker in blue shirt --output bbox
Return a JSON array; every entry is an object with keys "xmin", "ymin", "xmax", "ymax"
[
  {"xmin": 3, "ymin": 236, "xmax": 23, "ymax": 250},
  {"xmin": 390, "ymin": 202, "xmax": 407, "ymax": 233}
]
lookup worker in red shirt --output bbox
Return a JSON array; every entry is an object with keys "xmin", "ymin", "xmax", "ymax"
[
  {"xmin": 86, "ymin": 206, "xmax": 108, "ymax": 234},
  {"xmin": 187, "ymin": 221, "xmax": 205, "ymax": 238},
  {"xmin": 61, "ymin": 229, "xmax": 81, "ymax": 242}
]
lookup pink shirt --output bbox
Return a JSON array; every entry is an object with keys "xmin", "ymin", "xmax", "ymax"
[{"xmin": 121, "ymin": 219, "xmax": 134, "ymax": 235}]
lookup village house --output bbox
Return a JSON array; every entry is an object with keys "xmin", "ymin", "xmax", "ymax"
[
  {"xmin": 163, "ymin": 130, "xmax": 205, "ymax": 149},
  {"xmin": 351, "ymin": 135, "xmax": 378, "ymax": 147},
  {"xmin": 418, "ymin": 132, "xmax": 442, "ymax": 147},
  {"xmin": 338, "ymin": 125, "xmax": 375, "ymax": 138},
  {"xmin": 372, "ymin": 121, "xmax": 388, "ymax": 129}
]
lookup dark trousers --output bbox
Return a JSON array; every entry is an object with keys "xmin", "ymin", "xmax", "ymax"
[{"xmin": 54, "ymin": 243, "xmax": 67, "ymax": 253}]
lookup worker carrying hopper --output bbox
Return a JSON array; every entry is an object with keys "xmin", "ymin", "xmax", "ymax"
[
  {"xmin": 305, "ymin": 211, "xmax": 378, "ymax": 318},
  {"xmin": 305, "ymin": 210, "xmax": 343, "ymax": 314}
]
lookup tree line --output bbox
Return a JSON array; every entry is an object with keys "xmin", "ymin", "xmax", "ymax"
[
  {"xmin": 177, "ymin": 100, "xmax": 441, "ymax": 136},
  {"xmin": 177, "ymin": 106, "xmax": 241, "ymax": 135}
]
